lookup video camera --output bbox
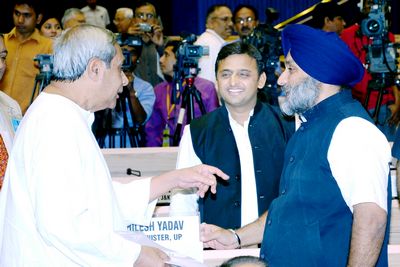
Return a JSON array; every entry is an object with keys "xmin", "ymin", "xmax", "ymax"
[
  {"xmin": 171, "ymin": 34, "xmax": 209, "ymax": 104},
  {"xmin": 174, "ymin": 33, "xmax": 209, "ymax": 80},
  {"xmin": 34, "ymin": 54, "xmax": 53, "ymax": 74},
  {"xmin": 115, "ymin": 33, "xmax": 143, "ymax": 71},
  {"xmin": 243, "ymin": 8, "xmax": 282, "ymax": 105},
  {"xmin": 361, "ymin": 0, "xmax": 398, "ymax": 75}
]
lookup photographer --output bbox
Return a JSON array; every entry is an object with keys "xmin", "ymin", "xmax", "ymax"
[
  {"xmin": 93, "ymin": 34, "xmax": 155, "ymax": 148},
  {"xmin": 145, "ymin": 40, "xmax": 219, "ymax": 147},
  {"xmin": 127, "ymin": 1, "xmax": 165, "ymax": 86},
  {"xmin": 341, "ymin": 0, "xmax": 398, "ymax": 141}
]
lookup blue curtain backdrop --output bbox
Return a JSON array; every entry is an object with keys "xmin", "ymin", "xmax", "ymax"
[{"xmin": 171, "ymin": 0, "xmax": 321, "ymax": 36}]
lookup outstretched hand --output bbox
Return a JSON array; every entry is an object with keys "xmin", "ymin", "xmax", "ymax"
[
  {"xmin": 175, "ymin": 164, "xmax": 229, "ymax": 198},
  {"xmin": 150, "ymin": 164, "xmax": 228, "ymax": 201},
  {"xmin": 201, "ymin": 223, "xmax": 239, "ymax": 250}
]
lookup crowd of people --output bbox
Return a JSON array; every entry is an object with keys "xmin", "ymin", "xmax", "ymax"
[{"xmin": 0, "ymin": 0, "xmax": 399, "ymax": 266}]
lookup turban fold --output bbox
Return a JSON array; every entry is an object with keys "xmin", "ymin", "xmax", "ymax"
[{"xmin": 281, "ymin": 24, "xmax": 364, "ymax": 86}]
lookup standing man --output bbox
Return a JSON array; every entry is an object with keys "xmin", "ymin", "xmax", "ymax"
[
  {"xmin": 341, "ymin": 0, "xmax": 398, "ymax": 141},
  {"xmin": 201, "ymin": 25, "xmax": 391, "ymax": 267},
  {"xmin": 311, "ymin": 1, "xmax": 346, "ymax": 35},
  {"xmin": 128, "ymin": 1, "xmax": 165, "ymax": 87},
  {"xmin": 0, "ymin": 0, "xmax": 53, "ymax": 114},
  {"xmin": 233, "ymin": 4, "xmax": 259, "ymax": 39},
  {"xmin": 81, "ymin": 0, "xmax": 110, "ymax": 28},
  {"xmin": 0, "ymin": 24, "xmax": 228, "ymax": 266},
  {"xmin": 169, "ymin": 42, "xmax": 291, "ymax": 231},
  {"xmin": 196, "ymin": 4, "xmax": 233, "ymax": 84},
  {"xmin": 145, "ymin": 40, "xmax": 219, "ymax": 147}
]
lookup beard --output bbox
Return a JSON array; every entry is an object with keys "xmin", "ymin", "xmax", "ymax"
[{"xmin": 278, "ymin": 76, "xmax": 321, "ymax": 116}]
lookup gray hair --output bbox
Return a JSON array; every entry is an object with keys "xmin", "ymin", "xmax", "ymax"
[
  {"xmin": 61, "ymin": 8, "xmax": 85, "ymax": 28},
  {"xmin": 52, "ymin": 24, "xmax": 117, "ymax": 81},
  {"xmin": 116, "ymin": 7, "xmax": 133, "ymax": 19}
]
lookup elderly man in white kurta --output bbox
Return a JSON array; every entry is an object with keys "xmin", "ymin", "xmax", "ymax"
[{"xmin": 0, "ymin": 24, "xmax": 228, "ymax": 267}]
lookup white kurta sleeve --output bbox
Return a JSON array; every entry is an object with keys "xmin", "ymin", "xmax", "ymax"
[
  {"xmin": 112, "ymin": 178, "xmax": 157, "ymax": 226},
  {"xmin": 328, "ymin": 117, "xmax": 391, "ymax": 213},
  {"xmin": 169, "ymin": 125, "xmax": 202, "ymax": 216}
]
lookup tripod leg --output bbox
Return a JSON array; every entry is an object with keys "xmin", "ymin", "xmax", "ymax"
[
  {"xmin": 30, "ymin": 79, "xmax": 39, "ymax": 104},
  {"xmin": 192, "ymin": 86, "xmax": 207, "ymax": 116}
]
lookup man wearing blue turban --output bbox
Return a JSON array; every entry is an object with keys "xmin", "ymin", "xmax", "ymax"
[{"xmin": 201, "ymin": 24, "xmax": 391, "ymax": 267}]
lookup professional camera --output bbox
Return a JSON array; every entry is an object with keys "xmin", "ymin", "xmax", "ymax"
[
  {"xmin": 115, "ymin": 33, "xmax": 143, "ymax": 71},
  {"xmin": 173, "ymin": 33, "xmax": 209, "ymax": 81},
  {"xmin": 34, "ymin": 54, "xmax": 53, "ymax": 74},
  {"xmin": 243, "ymin": 8, "xmax": 282, "ymax": 105},
  {"xmin": 361, "ymin": 0, "xmax": 398, "ymax": 75}
]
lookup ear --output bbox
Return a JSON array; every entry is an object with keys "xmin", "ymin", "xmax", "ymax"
[
  {"xmin": 257, "ymin": 72, "xmax": 267, "ymax": 89},
  {"xmin": 87, "ymin": 58, "xmax": 105, "ymax": 81},
  {"xmin": 36, "ymin": 14, "xmax": 43, "ymax": 25},
  {"xmin": 324, "ymin": 16, "xmax": 331, "ymax": 25}
]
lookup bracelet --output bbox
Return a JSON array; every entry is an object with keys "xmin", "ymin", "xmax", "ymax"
[{"xmin": 228, "ymin": 229, "xmax": 241, "ymax": 248}]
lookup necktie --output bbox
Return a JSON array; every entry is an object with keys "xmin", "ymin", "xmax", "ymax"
[{"xmin": 0, "ymin": 134, "xmax": 8, "ymax": 189}]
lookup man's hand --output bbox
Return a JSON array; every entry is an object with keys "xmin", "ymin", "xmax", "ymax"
[
  {"xmin": 150, "ymin": 164, "xmax": 229, "ymax": 201},
  {"xmin": 174, "ymin": 164, "xmax": 229, "ymax": 197},
  {"xmin": 134, "ymin": 246, "xmax": 169, "ymax": 267},
  {"xmin": 146, "ymin": 24, "xmax": 164, "ymax": 47},
  {"xmin": 201, "ymin": 223, "xmax": 239, "ymax": 250}
]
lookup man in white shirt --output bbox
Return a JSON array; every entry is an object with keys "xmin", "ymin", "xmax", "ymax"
[
  {"xmin": 0, "ymin": 24, "xmax": 228, "ymax": 267},
  {"xmin": 81, "ymin": 0, "xmax": 110, "ymax": 28},
  {"xmin": 196, "ymin": 4, "xmax": 233, "ymax": 84}
]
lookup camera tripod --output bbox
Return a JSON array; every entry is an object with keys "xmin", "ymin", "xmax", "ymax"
[
  {"xmin": 363, "ymin": 73, "xmax": 394, "ymax": 125},
  {"xmin": 30, "ymin": 72, "xmax": 52, "ymax": 104},
  {"xmin": 172, "ymin": 77, "xmax": 206, "ymax": 146},
  {"xmin": 95, "ymin": 86, "xmax": 143, "ymax": 148}
]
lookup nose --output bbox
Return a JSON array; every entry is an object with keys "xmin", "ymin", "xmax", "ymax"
[
  {"xmin": 229, "ymin": 73, "xmax": 239, "ymax": 86},
  {"xmin": 121, "ymin": 71, "xmax": 128, "ymax": 87},
  {"xmin": 17, "ymin": 15, "xmax": 24, "ymax": 24},
  {"xmin": 277, "ymin": 70, "xmax": 287, "ymax": 86}
]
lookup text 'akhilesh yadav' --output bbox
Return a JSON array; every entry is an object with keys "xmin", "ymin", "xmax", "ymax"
[{"xmin": 127, "ymin": 220, "xmax": 185, "ymax": 232}]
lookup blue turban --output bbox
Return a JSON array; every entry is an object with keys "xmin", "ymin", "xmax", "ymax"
[{"xmin": 281, "ymin": 24, "xmax": 364, "ymax": 86}]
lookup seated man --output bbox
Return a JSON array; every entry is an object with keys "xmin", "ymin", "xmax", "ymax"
[
  {"xmin": 169, "ymin": 42, "xmax": 291, "ymax": 231},
  {"xmin": 145, "ymin": 40, "xmax": 219, "ymax": 147}
]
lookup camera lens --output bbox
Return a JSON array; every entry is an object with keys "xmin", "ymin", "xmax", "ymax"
[{"xmin": 366, "ymin": 19, "xmax": 380, "ymax": 34}]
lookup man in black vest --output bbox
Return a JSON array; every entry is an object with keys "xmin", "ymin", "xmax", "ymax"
[{"xmin": 169, "ymin": 42, "xmax": 292, "ymax": 234}]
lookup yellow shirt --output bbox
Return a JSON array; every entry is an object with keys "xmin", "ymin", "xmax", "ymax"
[{"xmin": 0, "ymin": 28, "xmax": 53, "ymax": 114}]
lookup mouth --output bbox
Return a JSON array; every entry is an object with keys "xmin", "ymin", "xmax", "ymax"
[{"xmin": 227, "ymin": 87, "xmax": 244, "ymax": 95}]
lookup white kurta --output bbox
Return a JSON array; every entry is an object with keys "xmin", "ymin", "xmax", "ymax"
[{"xmin": 0, "ymin": 93, "xmax": 156, "ymax": 266}]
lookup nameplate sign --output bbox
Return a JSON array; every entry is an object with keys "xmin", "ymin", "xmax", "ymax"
[
  {"xmin": 127, "ymin": 215, "xmax": 203, "ymax": 262},
  {"xmin": 157, "ymin": 192, "xmax": 171, "ymax": 205}
]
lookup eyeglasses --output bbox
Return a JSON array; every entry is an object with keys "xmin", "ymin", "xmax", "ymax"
[
  {"xmin": 234, "ymin": 17, "xmax": 255, "ymax": 25},
  {"xmin": 212, "ymin": 16, "xmax": 232, "ymax": 23},
  {"xmin": 135, "ymin": 13, "xmax": 155, "ymax": 19}
]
